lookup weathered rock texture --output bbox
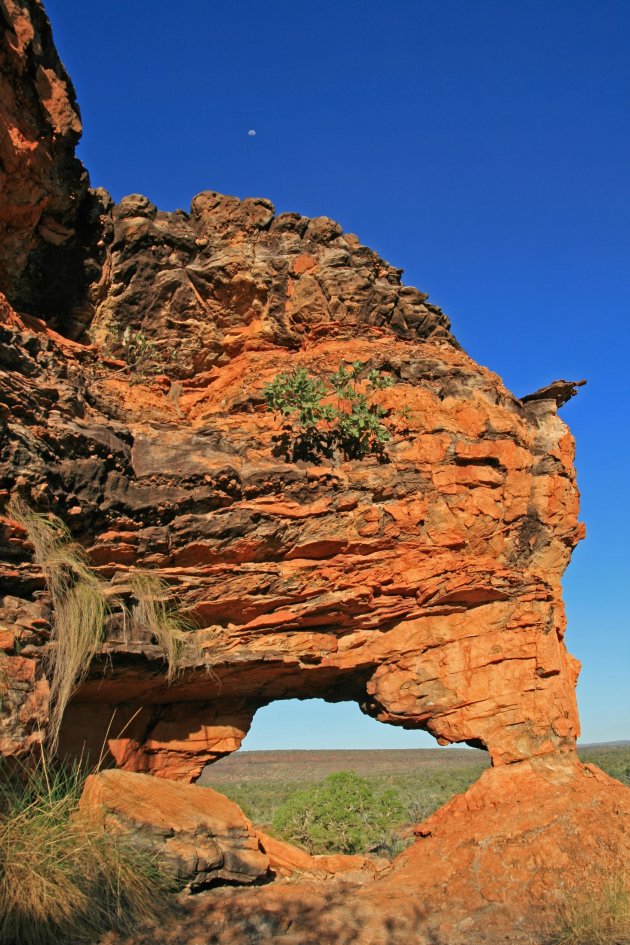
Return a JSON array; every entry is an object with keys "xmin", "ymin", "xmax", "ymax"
[
  {"xmin": 85, "ymin": 187, "xmax": 452, "ymax": 371},
  {"xmin": 0, "ymin": 180, "xmax": 585, "ymax": 778},
  {"xmin": 106, "ymin": 759, "xmax": 629, "ymax": 945},
  {"xmin": 81, "ymin": 768, "xmax": 270, "ymax": 889},
  {"xmin": 0, "ymin": 0, "xmax": 104, "ymax": 329},
  {"xmin": 1, "ymin": 282, "xmax": 584, "ymax": 779},
  {"xmin": 0, "ymin": 2, "xmax": 628, "ymax": 943}
]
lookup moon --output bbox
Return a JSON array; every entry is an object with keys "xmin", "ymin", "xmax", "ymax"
[{"xmin": 248, "ymin": 129, "xmax": 256, "ymax": 137}]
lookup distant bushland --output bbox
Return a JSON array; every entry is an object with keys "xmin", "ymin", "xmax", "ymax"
[
  {"xmin": 214, "ymin": 762, "xmax": 487, "ymax": 854},
  {"xmin": 207, "ymin": 745, "xmax": 630, "ymax": 856}
]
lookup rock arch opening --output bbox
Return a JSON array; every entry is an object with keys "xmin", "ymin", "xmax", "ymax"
[
  {"xmin": 198, "ymin": 698, "xmax": 489, "ymax": 858},
  {"xmin": 2, "ymin": 2, "xmax": 628, "ymax": 939},
  {"xmin": 211, "ymin": 697, "xmax": 449, "ymax": 752}
]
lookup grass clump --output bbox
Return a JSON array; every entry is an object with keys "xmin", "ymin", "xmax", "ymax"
[
  {"xmin": 129, "ymin": 572, "xmax": 197, "ymax": 681},
  {"xmin": 8, "ymin": 498, "xmax": 200, "ymax": 747},
  {"xmin": 550, "ymin": 866, "xmax": 630, "ymax": 945},
  {"xmin": 0, "ymin": 758, "xmax": 173, "ymax": 945},
  {"xmin": 8, "ymin": 497, "xmax": 110, "ymax": 751}
]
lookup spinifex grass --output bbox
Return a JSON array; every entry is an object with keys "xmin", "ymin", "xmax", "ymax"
[
  {"xmin": 550, "ymin": 863, "xmax": 630, "ymax": 945},
  {"xmin": 0, "ymin": 757, "xmax": 173, "ymax": 945},
  {"xmin": 129, "ymin": 572, "xmax": 198, "ymax": 681},
  {"xmin": 8, "ymin": 497, "xmax": 110, "ymax": 750}
]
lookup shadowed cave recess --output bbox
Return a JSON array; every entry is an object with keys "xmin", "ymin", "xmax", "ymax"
[{"xmin": 1, "ymin": 3, "xmax": 629, "ymax": 943}]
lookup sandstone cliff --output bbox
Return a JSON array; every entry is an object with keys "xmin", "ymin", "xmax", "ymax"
[
  {"xmin": 1, "ymin": 190, "xmax": 585, "ymax": 779},
  {"xmin": 0, "ymin": 3, "xmax": 628, "ymax": 944}
]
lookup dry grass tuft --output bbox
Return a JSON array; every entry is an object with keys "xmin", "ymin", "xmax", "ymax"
[
  {"xmin": 7, "ymin": 498, "xmax": 201, "ymax": 757},
  {"xmin": 130, "ymin": 572, "xmax": 198, "ymax": 681},
  {"xmin": 550, "ymin": 864, "xmax": 630, "ymax": 945},
  {"xmin": 0, "ymin": 756, "xmax": 174, "ymax": 945},
  {"xmin": 8, "ymin": 497, "xmax": 110, "ymax": 751}
]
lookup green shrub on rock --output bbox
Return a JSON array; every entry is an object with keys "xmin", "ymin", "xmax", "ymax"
[{"xmin": 263, "ymin": 361, "xmax": 397, "ymax": 462}]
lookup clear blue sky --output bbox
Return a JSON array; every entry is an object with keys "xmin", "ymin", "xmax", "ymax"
[{"xmin": 46, "ymin": 0, "xmax": 629, "ymax": 747}]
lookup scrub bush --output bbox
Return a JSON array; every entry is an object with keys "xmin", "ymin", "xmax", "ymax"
[
  {"xmin": 263, "ymin": 361, "xmax": 397, "ymax": 461},
  {"xmin": 272, "ymin": 771, "xmax": 406, "ymax": 855}
]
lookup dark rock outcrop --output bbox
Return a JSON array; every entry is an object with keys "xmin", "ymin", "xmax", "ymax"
[
  {"xmin": 0, "ymin": 0, "xmax": 99, "ymax": 327},
  {"xmin": 84, "ymin": 187, "xmax": 454, "ymax": 376}
]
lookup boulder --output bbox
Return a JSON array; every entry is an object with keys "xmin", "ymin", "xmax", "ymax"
[{"xmin": 80, "ymin": 768, "xmax": 269, "ymax": 889}]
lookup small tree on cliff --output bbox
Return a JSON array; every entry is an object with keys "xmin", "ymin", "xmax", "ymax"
[{"xmin": 263, "ymin": 361, "xmax": 398, "ymax": 462}]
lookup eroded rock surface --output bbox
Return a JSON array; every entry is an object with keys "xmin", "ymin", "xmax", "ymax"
[
  {"xmin": 81, "ymin": 768, "xmax": 269, "ymax": 889},
  {"xmin": 0, "ymin": 0, "xmax": 104, "ymax": 328},
  {"xmin": 85, "ymin": 187, "xmax": 452, "ymax": 371},
  {"xmin": 1, "ymin": 286, "xmax": 584, "ymax": 777}
]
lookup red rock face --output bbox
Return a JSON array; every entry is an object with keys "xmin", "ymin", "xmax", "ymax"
[
  {"xmin": 0, "ymin": 0, "xmax": 94, "ymax": 320},
  {"xmin": 2, "ymin": 249, "xmax": 584, "ymax": 779}
]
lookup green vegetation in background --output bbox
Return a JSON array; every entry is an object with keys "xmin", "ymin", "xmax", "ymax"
[
  {"xmin": 214, "ymin": 748, "xmax": 630, "ymax": 857},
  {"xmin": 0, "ymin": 758, "xmax": 174, "ymax": 945},
  {"xmin": 578, "ymin": 747, "xmax": 630, "ymax": 786},
  {"xmin": 218, "ymin": 764, "xmax": 487, "ymax": 854},
  {"xmin": 272, "ymin": 771, "xmax": 406, "ymax": 855}
]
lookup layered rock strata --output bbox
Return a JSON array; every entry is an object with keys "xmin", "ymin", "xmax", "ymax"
[
  {"xmin": 1, "ymin": 282, "xmax": 584, "ymax": 779},
  {"xmin": 0, "ymin": 65, "xmax": 586, "ymax": 775}
]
